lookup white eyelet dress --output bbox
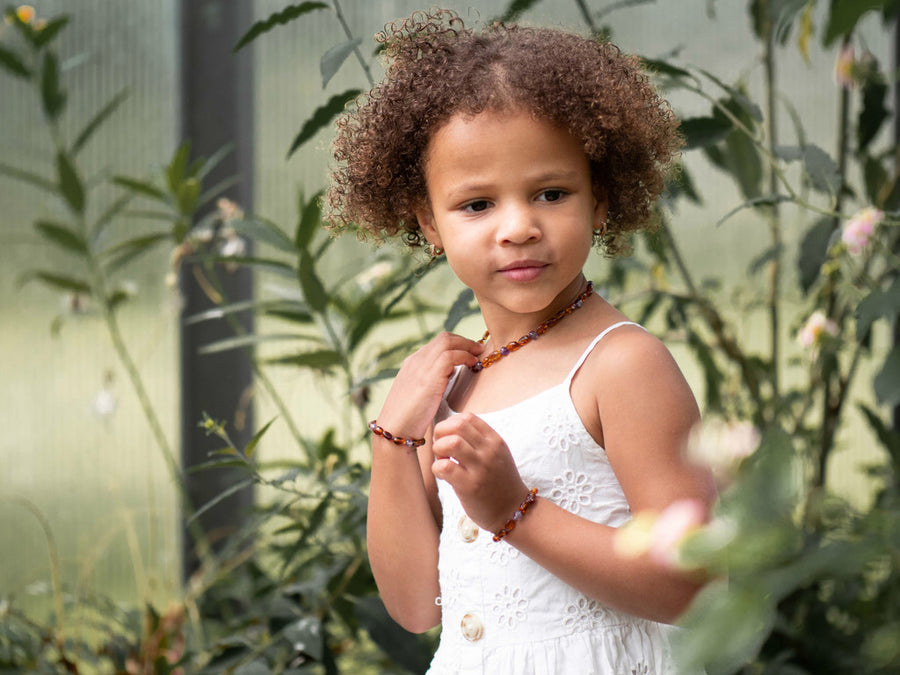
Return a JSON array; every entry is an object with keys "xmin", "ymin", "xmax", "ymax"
[{"xmin": 426, "ymin": 322, "xmax": 686, "ymax": 675}]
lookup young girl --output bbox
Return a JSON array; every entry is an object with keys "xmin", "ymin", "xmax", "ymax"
[{"xmin": 326, "ymin": 9, "xmax": 716, "ymax": 673}]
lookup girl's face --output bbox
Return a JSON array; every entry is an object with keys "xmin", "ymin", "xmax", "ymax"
[{"xmin": 416, "ymin": 109, "xmax": 606, "ymax": 319}]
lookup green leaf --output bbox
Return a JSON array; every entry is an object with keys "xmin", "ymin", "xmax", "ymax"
[
  {"xmin": 874, "ymin": 345, "xmax": 900, "ymax": 407},
  {"xmin": 715, "ymin": 194, "xmax": 791, "ymax": 227},
  {"xmin": 112, "ymin": 176, "xmax": 168, "ymax": 202},
  {"xmin": 499, "ymin": 0, "xmax": 546, "ymax": 22},
  {"xmin": 186, "ymin": 478, "xmax": 255, "ymax": 525},
  {"xmin": 320, "ymin": 37, "xmax": 362, "ymax": 89},
  {"xmin": 34, "ymin": 220, "xmax": 88, "ymax": 256},
  {"xmin": 298, "ymin": 249, "xmax": 327, "ymax": 313},
  {"xmin": 863, "ymin": 154, "xmax": 889, "ymax": 205},
  {"xmin": 100, "ymin": 233, "xmax": 171, "ymax": 274},
  {"xmin": 17, "ymin": 270, "xmax": 91, "ymax": 294},
  {"xmin": 56, "ymin": 151, "xmax": 85, "ymax": 214},
  {"xmin": 166, "ymin": 141, "xmax": 191, "ymax": 194},
  {"xmin": 195, "ymin": 143, "xmax": 233, "ymax": 181},
  {"xmin": 282, "ymin": 617, "xmax": 324, "ymax": 661},
  {"xmin": 775, "ymin": 144, "xmax": 841, "ymax": 194},
  {"xmin": 296, "ymin": 190, "xmax": 323, "ymax": 250},
  {"xmin": 244, "ymin": 417, "xmax": 276, "ymax": 459},
  {"xmin": 354, "ymin": 597, "xmax": 432, "ymax": 674},
  {"xmin": 0, "ymin": 163, "xmax": 56, "ymax": 194},
  {"xmin": 40, "ymin": 52, "xmax": 66, "ymax": 120},
  {"xmin": 233, "ymin": 2, "xmax": 329, "ymax": 52},
  {"xmin": 855, "ymin": 277, "xmax": 900, "ymax": 339},
  {"xmin": 858, "ymin": 404, "xmax": 900, "ymax": 456},
  {"xmin": 680, "ymin": 116, "xmax": 732, "ymax": 150},
  {"xmin": 823, "ymin": 0, "xmax": 885, "ymax": 46},
  {"xmin": 0, "ymin": 44, "xmax": 30, "ymax": 78},
  {"xmin": 347, "ymin": 296, "xmax": 382, "ymax": 350},
  {"xmin": 287, "ymin": 89, "xmax": 361, "ymax": 157},
  {"xmin": 198, "ymin": 333, "xmax": 319, "ymax": 356},
  {"xmin": 668, "ymin": 163, "xmax": 702, "ymax": 205},
  {"xmin": 90, "ymin": 193, "xmax": 133, "ymax": 243},
  {"xmin": 71, "ymin": 89, "xmax": 128, "ymax": 155},
  {"xmin": 176, "ymin": 177, "xmax": 200, "ymax": 215},
  {"xmin": 748, "ymin": 243, "xmax": 783, "ymax": 276},
  {"xmin": 228, "ymin": 217, "xmax": 295, "ymax": 253},
  {"xmin": 202, "ymin": 255, "xmax": 295, "ymax": 279},
  {"xmin": 32, "ymin": 16, "xmax": 69, "ymax": 48},
  {"xmin": 701, "ymin": 70, "xmax": 763, "ymax": 122},
  {"xmin": 641, "ymin": 57, "xmax": 691, "ymax": 79},
  {"xmin": 264, "ymin": 349, "xmax": 342, "ymax": 371},
  {"xmin": 797, "ymin": 216, "xmax": 835, "ymax": 292},
  {"xmin": 444, "ymin": 288, "xmax": 476, "ymax": 332},
  {"xmin": 675, "ymin": 581, "xmax": 776, "ymax": 674},
  {"xmin": 858, "ymin": 79, "xmax": 889, "ymax": 153},
  {"xmin": 687, "ymin": 330, "xmax": 723, "ymax": 412}
]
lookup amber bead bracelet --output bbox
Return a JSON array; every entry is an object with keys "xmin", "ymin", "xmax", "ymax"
[
  {"xmin": 368, "ymin": 420, "xmax": 426, "ymax": 451},
  {"xmin": 492, "ymin": 487, "xmax": 539, "ymax": 542}
]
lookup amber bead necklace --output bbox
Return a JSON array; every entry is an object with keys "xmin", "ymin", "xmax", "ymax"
[{"xmin": 471, "ymin": 280, "xmax": 594, "ymax": 372}]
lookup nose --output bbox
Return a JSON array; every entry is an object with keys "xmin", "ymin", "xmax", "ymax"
[{"xmin": 496, "ymin": 202, "xmax": 542, "ymax": 245}]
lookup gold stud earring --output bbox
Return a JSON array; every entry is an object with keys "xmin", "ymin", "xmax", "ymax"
[{"xmin": 429, "ymin": 244, "xmax": 444, "ymax": 257}]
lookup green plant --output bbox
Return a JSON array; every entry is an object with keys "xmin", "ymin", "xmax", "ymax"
[{"xmin": 3, "ymin": 1, "xmax": 900, "ymax": 674}]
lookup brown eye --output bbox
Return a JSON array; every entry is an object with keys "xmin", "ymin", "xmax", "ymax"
[
  {"xmin": 538, "ymin": 189, "xmax": 565, "ymax": 202},
  {"xmin": 463, "ymin": 200, "xmax": 490, "ymax": 213}
]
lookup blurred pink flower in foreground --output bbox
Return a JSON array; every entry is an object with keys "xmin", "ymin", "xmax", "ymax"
[
  {"xmin": 841, "ymin": 207, "xmax": 882, "ymax": 255},
  {"xmin": 688, "ymin": 419, "xmax": 760, "ymax": 487},
  {"xmin": 614, "ymin": 499, "xmax": 707, "ymax": 569},
  {"xmin": 798, "ymin": 310, "xmax": 838, "ymax": 349},
  {"xmin": 834, "ymin": 43, "xmax": 855, "ymax": 88}
]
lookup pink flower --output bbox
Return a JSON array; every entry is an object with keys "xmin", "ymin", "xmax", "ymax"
[
  {"xmin": 798, "ymin": 310, "xmax": 838, "ymax": 349},
  {"xmin": 688, "ymin": 419, "xmax": 760, "ymax": 487},
  {"xmin": 834, "ymin": 44, "xmax": 855, "ymax": 88},
  {"xmin": 841, "ymin": 207, "xmax": 882, "ymax": 255},
  {"xmin": 648, "ymin": 498, "xmax": 707, "ymax": 568}
]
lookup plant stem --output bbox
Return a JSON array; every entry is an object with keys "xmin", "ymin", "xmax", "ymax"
[
  {"xmin": 574, "ymin": 0, "xmax": 599, "ymax": 34},
  {"xmin": 762, "ymin": 6, "xmax": 782, "ymax": 403},
  {"xmin": 660, "ymin": 222, "xmax": 765, "ymax": 417},
  {"xmin": 332, "ymin": 0, "xmax": 375, "ymax": 87},
  {"xmin": 813, "ymin": 36, "xmax": 853, "ymax": 492},
  {"xmin": 5, "ymin": 497, "xmax": 65, "ymax": 637}
]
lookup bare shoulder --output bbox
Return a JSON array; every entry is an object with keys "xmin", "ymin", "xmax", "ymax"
[
  {"xmin": 585, "ymin": 324, "xmax": 696, "ymax": 416},
  {"xmin": 576, "ymin": 323, "xmax": 710, "ymax": 511}
]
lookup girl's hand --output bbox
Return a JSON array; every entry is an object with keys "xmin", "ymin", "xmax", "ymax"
[
  {"xmin": 377, "ymin": 332, "xmax": 483, "ymax": 440},
  {"xmin": 431, "ymin": 412, "xmax": 529, "ymax": 533}
]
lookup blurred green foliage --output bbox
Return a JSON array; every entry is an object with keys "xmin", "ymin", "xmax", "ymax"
[{"xmin": 1, "ymin": 0, "xmax": 900, "ymax": 673}]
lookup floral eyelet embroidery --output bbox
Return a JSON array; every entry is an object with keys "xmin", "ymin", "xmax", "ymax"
[
  {"xmin": 491, "ymin": 585, "xmax": 528, "ymax": 629},
  {"xmin": 488, "ymin": 541, "xmax": 521, "ymax": 566},
  {"xmin": 632, "ymin": 663, "xmax": 651, "ymax": 675},
  {"xmin": 563, "ymin": 596, "xmax": 610, "ymax": 632},
  {"xmin": 542, "ymin": 404, "xmax": 581, "ymax": 452},
  {"xmin": 550, "ymin": 469, "xmax": 594, "ymax": 513}
]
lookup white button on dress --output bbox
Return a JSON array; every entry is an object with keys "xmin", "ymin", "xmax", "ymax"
[
  {"xmin": 457, "ymin": 515, "xmax": 479, "ymax": 543},
  {"xmin": 460, "ymin": 613, "xmax": 484, "ymax": 642}
]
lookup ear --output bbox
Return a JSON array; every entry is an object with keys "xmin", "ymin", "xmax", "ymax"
[
  {"xmin": 415, "ymin": 208, "xmax": 443, "ymax": 248},
  {"xmin": 592, "ymin": 193, "xmax": 609, "ymax": 233}
]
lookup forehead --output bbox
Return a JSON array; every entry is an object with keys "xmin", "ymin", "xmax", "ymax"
[{"xmin": 422, "ymin": 110, "xmax": 590, "ymax": 195}]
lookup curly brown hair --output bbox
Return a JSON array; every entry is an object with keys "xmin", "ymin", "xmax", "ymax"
[{"xmin": 325, "ymin": 8, "xmax": 681, "ymax": 254}]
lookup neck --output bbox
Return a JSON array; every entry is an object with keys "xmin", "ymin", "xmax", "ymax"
[{"xmin": 478, "ymin": 275, "xmax": 589, "ymax": 348}]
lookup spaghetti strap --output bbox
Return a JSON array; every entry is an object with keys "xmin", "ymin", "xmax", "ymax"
[{"xmin": 563, "ymin": 321, "xmax": 644, "ymax": 386}]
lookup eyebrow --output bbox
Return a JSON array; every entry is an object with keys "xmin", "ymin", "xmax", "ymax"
[{"xmin": 443, "ymin": 170, "xmax": 583, "ymax": 200}]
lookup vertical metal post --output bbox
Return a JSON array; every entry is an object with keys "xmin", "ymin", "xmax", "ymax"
[
  {"xmin": 895, "ymin": 11, "xmax": 900, "ymax": 437},
  {"xmin": 179, "ymin": 0, "xmax": 255, "ymax": 579}
]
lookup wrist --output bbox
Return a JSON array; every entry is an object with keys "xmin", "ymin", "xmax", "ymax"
[
  {"xmin": 368, "ymin": 420, "xmax": 426, "ymax": 452},
  {"xmin": 492, "ymin": 488, "xmax": 538, "ymax": 542}
]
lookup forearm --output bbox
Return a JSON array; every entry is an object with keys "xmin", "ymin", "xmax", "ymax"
[
  {"xmin": 504, "ymin": 497, "xmax": 703, "ymax": 624},
  {"xmin": 367, "ymin": 437, "xmax": 442, "ymax": 632}
]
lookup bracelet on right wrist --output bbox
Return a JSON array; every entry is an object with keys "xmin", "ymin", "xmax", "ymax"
[{"xmin": 368, "ymin": 420, "xmax": 426, "ymax": 451}]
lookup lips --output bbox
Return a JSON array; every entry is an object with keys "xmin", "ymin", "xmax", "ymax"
[{"xmin": 498, "ymin": 260, "xmax": 548, "ymax": 282}]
